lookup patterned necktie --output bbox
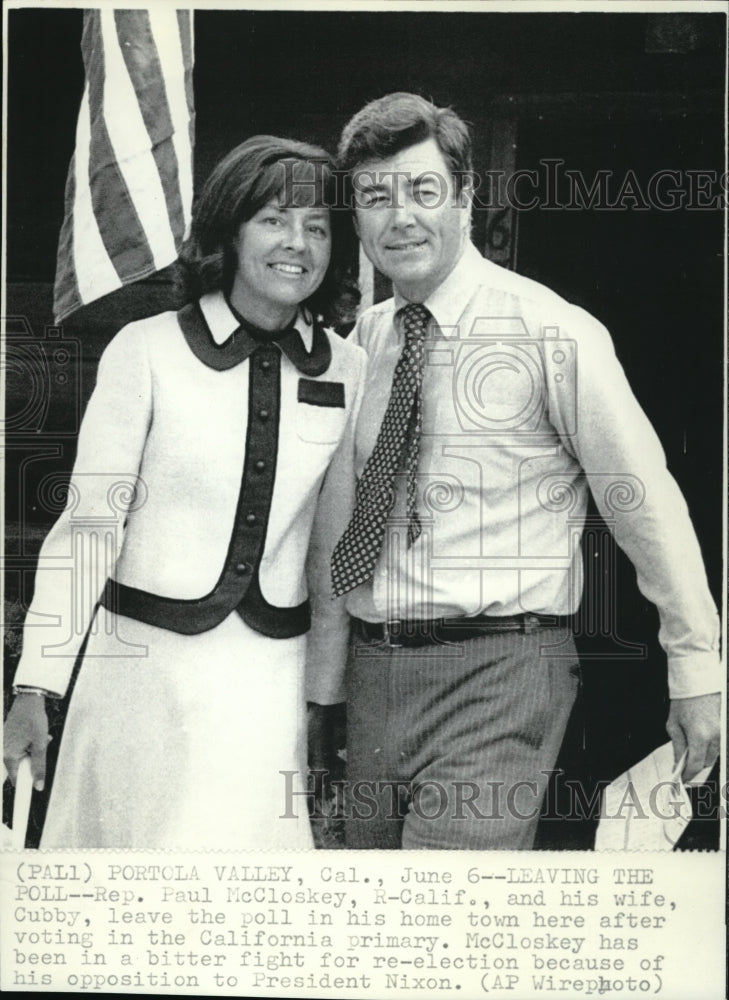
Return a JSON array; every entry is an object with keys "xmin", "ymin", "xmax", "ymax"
[{"xmin": 331, "ymin": 303, "xmax": 430, "ymax": 598}]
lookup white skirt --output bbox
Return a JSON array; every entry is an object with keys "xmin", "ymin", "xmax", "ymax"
[{"xmin": 41, "ymin": 606, "xmax": 314, "ymax": 850}]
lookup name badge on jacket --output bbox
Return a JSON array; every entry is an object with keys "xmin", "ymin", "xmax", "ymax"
[{"xmin": 297, "ymin": 378, "xmax": 345, "ymax": 408}]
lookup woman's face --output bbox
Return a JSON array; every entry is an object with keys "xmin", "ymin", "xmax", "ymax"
[{"xmin": 230, "ymin": 197, "xmax": 331, "ymax": 328}]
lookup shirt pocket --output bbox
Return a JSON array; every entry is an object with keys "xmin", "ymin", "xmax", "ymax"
[{"xmin": 295, "ymin": 379, "xmax": 347, "ymax": 444}]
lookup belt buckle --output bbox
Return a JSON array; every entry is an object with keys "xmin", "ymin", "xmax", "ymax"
[
  {"xmin": 384, "ymin": 621, "xmax": 404, "ymax": 648},
  {"xmin": 522, "ymin": 613, "xmax": 541, "ymax": 635}
]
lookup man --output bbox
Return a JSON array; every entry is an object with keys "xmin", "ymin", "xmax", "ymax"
[{"xmin": 306, "ymin": 92, "xmax": 720, "ymax": 850}]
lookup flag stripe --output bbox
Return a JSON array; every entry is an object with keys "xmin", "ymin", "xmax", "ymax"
[
  {"xmin": 54, "ymin": 8, "xmax": 195, "ymax": 323},
  {"xmin": 177, "ymin": 8, "xmax": 194, "ymax": 118},
  {"xmin": 98, "ymin": 7, "xmax": 178, "ymax": 271},
  {"xmin": 53, "ymin": 150, "xmax": 83, "ymax": 322},
  {"xmin": 88, "ymin": 115, "xmax": 157, "ymax": 282},
  {"xmin": 177, "ymin": 8, "xmax": 196, "ymax": 191},
  {"xmin": 114, "ymin": 10, "xmax": 187, "ymax": 245},
  {"xmin": 149, "ymin": 7, "xmax": 194, "ymax": 238},
  {"xmin": 72, "ymin": 85, "xmax": 125, "ymax": 307},
  {"xmin": 86, "ymin": 15, "xmax": 157, "ymax": 282}
]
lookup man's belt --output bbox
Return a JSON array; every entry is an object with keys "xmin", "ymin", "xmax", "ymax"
[{"xmin": 353, "ymin": 612, "xmax": 572, "ymax": 648}]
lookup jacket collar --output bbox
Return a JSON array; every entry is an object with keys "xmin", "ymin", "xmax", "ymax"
[{"xmin": 178, "ymin": 291, "xmax": 331, "ymax": 375}]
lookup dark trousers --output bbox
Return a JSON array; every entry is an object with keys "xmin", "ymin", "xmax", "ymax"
[{"xmin": 344, "ymin": 627, "xmax": 580, "ymax": 850}]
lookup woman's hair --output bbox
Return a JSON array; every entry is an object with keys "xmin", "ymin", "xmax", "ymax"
[
  {"xmin": 177, "ymin": 135, "xmax": 360, "ymax": 326},
  {"xmin": 338, "ymin": 92, "xmax": 473, "ymax": 196}
]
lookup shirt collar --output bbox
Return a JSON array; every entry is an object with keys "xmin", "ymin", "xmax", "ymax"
[
  {"xmin": 393, "ymin": 241, "xmax": 485, "ymax": 337},
  {"xmin": 202, "ymin": 290, "xmax": 315, "ymax": 351},
  {"xmin": 179, "ymin": 291, "xmax": 331, "ymax": 375}
]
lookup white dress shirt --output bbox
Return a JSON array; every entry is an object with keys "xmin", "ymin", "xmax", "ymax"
[{"xmin": 306, "ymin": 243, "xmax": 720, "ymax": 703}]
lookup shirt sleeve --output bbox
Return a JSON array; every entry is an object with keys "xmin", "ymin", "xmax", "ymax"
[
  {"xmin": 548, "ymin": 305, "xmax": 721, "ymax": 699},
  {"xmin": 305, "ymin": 331, "xmax": 367, "ymax": 705},
  {"xmin": 12, "ymin": 322, "xmax": 153, "ymax": 697}
]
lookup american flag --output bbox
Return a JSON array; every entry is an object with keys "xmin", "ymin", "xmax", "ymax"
[{"xmin": 53, "ymin": 8, "xmax": 194, "ymax": 323}]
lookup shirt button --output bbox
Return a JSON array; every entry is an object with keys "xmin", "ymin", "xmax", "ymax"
[
  {"xmin": 260, "ymin": 358, "xmax": 271, "ymax": 371},
  {"xmin": 245, "ymin": 512, "xmax": 257, "ymax": 525},
  {"xmin": 258, "ymin": 409, "xmax": 269, "ymax": 421},
  {"xmin": 255, "ymin": 459, "xmax": 266, "ymax": 472},
  {"xmin": 235, "ymin": 562, "xmax": 251, "ymax": 575}
]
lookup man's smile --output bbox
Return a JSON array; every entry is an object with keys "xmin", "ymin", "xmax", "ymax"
[{"xmin": 384, "ymin": 239, "xmax": 428, "ymax": 252}]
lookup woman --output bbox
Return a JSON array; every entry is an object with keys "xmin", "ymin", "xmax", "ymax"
[{"xmin": 3, "ymin": 136, "xmax": 366, "ymax": 849}]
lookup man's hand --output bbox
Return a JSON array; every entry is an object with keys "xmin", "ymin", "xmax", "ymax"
[
  {"xmin": 307, "ymin": 702, "xmax": 345, "ymax": 814},
  {"xmin": 666, "ymin": 692, "xmax": 721, "ymax": 782},
  {"xmin": 308, "ymin": 702, "xmax": 345, "ymax": 772},
  {"xmin": 3, "ymin": 694, "xmax": 49, "ymax": 791}
]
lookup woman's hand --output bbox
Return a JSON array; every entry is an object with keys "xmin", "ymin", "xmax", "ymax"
[{"xmin": 3, "ymin": 694, "xmax": 50, "ymax": 791}]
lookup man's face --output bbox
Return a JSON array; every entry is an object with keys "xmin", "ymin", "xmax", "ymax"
[{"xmin": 352, "ymin": 137, "xmax": 471, "ymax": 302}]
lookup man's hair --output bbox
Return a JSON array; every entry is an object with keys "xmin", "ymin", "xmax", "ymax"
[
  {"xmin": 177, "ymin": 134, "xmax": 359, "ymax": 326},
  {"xmin": 337, "ymin": 92, "xmax": 473, "ymax": 195}
]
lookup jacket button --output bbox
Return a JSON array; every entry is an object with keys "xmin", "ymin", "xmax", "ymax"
[
  {"xmin": 255, "ymin": 459, "xmax": 266, "ymax": 471},
  {"xmin": 245, "ymin": 512, "xmax": 257, "ymax": 525},
  {"xmin": 258, "ymin": 409, "xmax": 269, "ymax": 421},
  {"xmin": 235, "ymin": 562, "xmax": 251, "ymax": 575}
]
